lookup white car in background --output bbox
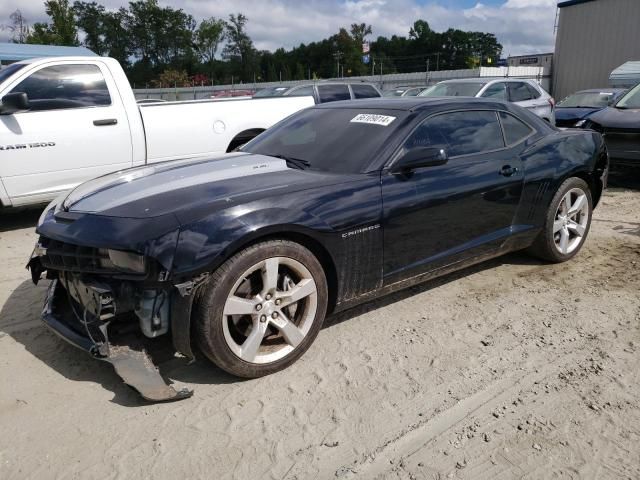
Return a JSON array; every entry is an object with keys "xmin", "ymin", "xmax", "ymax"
[{"xmin": 420, "ymin": 78, "xmax": 555, "ymax": 124}]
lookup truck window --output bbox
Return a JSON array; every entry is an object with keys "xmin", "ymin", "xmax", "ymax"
[
  {"xmin": 317, "ymin": 84, "xmax": 351, "ymax": 103},
  {"xmin": 351, "ymin": 84, "xmax": 380, "ymax": 99},
  {"xmin": 9, "ymin": 64, "xmax": 111, "ymax": 111}
]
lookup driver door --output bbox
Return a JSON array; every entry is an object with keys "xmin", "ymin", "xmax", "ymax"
[
  {"xmin": 381, "ymin": 110, "xmax": 524, "ymax": 284},
  {"xmin": 0, "ymin": 61, "xmax": 133, "ymax": 206}
]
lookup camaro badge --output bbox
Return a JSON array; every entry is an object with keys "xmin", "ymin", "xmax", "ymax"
[{"xmin": 342, "ymin": 224, "xmax": 381, "ymax": 239}]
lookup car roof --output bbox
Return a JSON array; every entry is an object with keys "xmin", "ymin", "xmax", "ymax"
[
  {"xmin": 314, "ymin": 96, "xmax": 516, "ymax": 113},
  {"xmin": 437, "ymin": 77, "xmax": 533, "ymax": 85}
]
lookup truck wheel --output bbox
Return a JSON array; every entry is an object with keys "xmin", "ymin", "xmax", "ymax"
[
  {"xmin": 527, "ymin": 177, "xmax": 592, "ymax": 263},
  {"xmin": 194, "ymin": 240, "xmax": 328, "ymax": 378}
]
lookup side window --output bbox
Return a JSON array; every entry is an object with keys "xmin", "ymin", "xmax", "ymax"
[
  {"xmin": 287, "ymin": 85, "xmax": 315, "ymax": 97},
  {"xmin": 404, "ymin": 111, "xmax": 504, "ymax": 157},
  {"xmin": 351, "ymin": 84, "xmax": 380, "ymax": 99},
  {"xmin": 481, "ymin": 83, "xmax": 507, "ymax": 100},
  {"xmin": 525, "ymin": 83, "xmax": 541, "ymax": 99},
  {"xmin": 9, "ymin": 64, "xmax": 111, "ymax": 111},
  {"xmin": 499, "ymin": 112, "xmax": 534, "ymax": 145},
  {"xmin": 317, "ymin": 84, "xmax": 351, "ymax": 103},
  {"xmin": 508, "ymin": 82, "xmax": 533, "ymax": 102}
]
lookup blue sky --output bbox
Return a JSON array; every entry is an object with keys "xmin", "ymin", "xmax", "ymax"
[{"xmin": 1, "ymin": 0, "xmax": 559, "ymax": 57}]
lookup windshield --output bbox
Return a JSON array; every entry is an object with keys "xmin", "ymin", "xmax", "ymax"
[
  {"xmin": 615, "ymin": 83, "xmax": 640, "ymax": 109},
  {"xmin": 253, "ymin": 87, "xmax": 290, "ymax": 98},
  {"xmin": 241, "ymin": 108, "xmax": 406, "ymax": 174},
  {"xmin": 558, "ymin": 91, "xmax": 618, "ymax": 108},
  {"xmin": 0, "ymin": 63, "xmax": 27, "ymax": 85},
  {"xmin": 419, "ymin": 82, "xmax": 485, "ymax": 97}
]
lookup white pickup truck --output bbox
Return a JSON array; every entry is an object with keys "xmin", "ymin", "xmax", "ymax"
[{"xmin": 0, "ymin": 57, "xmax": 314, "ymax": 207}]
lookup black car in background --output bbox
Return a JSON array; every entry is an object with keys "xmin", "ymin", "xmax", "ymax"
[
  {"xmin": 253, "ymin": 82, "xmax": 381, "ymax": 103},
  {"xmin": 582, "ymin": 83, "xmax": 640, "ymax": 167},
  {"xmin": 29, "ymin": 98, "xmax": 608, "ymax": 401},
  {"xmin": 555, "ymin": 88, "xmax": 626, "ymax": 128}
]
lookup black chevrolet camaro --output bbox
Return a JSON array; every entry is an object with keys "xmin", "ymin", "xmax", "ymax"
[{"xmin": 29, "ymin": 98, "xmax": 608, "ymax": 401}]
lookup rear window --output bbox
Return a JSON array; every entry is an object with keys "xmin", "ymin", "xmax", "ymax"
[
  {"xmin": 317, "ymin": 84, "xmax": 351, "ymax": 103},
  {"xmin": 351, "ymin": 84, "xmax": 380, "ymax": 99},
  {"xmin": 242, "ymin": 108, "xmax": 407, "ymax": 173},
  {"xmin": 508, "ymin": 82, "xmax": 534, "ymax": 102},
  {"xmin": 419, "ymin": 82, "xmax": 485, "ymax": 97},
  {"xmin": 253, "ymin": 87, "xmax": 289, "ymax": 97},
  {"xmin": 0, "ymin": 63, "xmax": 26, "ymax": 84},
  {"xmin": 287, "ymin": 85, "xmax": 315, "ymax": 97}
]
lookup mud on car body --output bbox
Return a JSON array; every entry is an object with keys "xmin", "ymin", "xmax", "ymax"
[{"xmin": 29, "ymin": 98, "xmax": 609, "ymax": 401}]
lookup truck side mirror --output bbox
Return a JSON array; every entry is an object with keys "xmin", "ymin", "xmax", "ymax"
[{"xmin": 0, "ymin": 92, "xmax": 30, "ymax": 115}]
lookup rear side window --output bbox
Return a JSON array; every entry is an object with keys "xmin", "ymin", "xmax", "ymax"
[
  {"xmin": 405, "ymin": 110, "xmax": 505, "ymax": 157},
  {"xmin": 481, "ymin": 82, "xmax": 507, "ymax": 100},
  {"xmin": 9, "ymin": 64, "xmax": 111, "ymax": 111},
  {"xmin": 499, "ymin": 112, "xmax": 534, "ymax": 145},
  {"xmin": 317, "ymin": 84, "xmax": 351, "ymax": 103},
  {"xmin": 351, "ymin": 84, "xmax": 380, "ymax": 99},
  {"xmin": 508, "ymin": 82, "xmax": 534, "ymax": 102}
]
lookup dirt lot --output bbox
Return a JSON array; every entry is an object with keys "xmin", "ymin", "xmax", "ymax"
[{"xmin": 0, "ymin": 175, "xmax": 639, "ymax": 480}]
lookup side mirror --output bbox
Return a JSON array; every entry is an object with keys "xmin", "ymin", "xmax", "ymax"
[
  {"xmin": 0, "ymin": 92, "xmax": 30, "ymax": 115},
  {"xmin": 392, "ymin": 146, "xmax": 448, "ymax": 173}
]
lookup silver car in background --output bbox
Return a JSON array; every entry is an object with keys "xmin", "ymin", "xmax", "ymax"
[{"xmin": 419, "ymin": 78, "xmax": 555, "ymax": 124}]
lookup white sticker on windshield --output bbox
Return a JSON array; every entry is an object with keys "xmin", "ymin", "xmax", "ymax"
[{"xmin": 350, "ymin": 113, "xmax": 396, "ymax": 126}]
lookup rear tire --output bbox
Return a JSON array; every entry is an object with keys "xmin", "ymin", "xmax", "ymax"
[
  {"xmin": 194, "ymin": 240, "xmax": 328, "ymax": 378},
  {"xmin": 527, "ymin": 177, "xmax": 592, "ymax": 263}
]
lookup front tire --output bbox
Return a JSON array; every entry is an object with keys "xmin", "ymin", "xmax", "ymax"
[
  {"xmin": 528, "ymin": 177, "xmax": 592, "ymax": 263},
  {"xmin": 194, "ymin": 240, "xmax": 328, "ymax": 378}
]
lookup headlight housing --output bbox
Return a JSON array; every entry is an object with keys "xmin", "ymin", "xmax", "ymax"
[
  {"xmin": 98, "ymin": 249, "xmax": 146, "ymax": 274},
  {"xmin": 37, "ymin": 192, "xmax": 68, "ymax": 227}
]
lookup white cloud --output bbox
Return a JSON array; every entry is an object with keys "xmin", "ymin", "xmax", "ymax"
[{"xmin": 0, "ymin": 0, "xmax": 558, "ymax": 57}]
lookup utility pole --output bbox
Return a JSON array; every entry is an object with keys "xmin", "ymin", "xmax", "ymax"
[
  {"xmin": 436, "ymin": 52, "xmax": 440, "ymax": 71},
  {"xmin": 426, "ymin": 59, "xmax": 430, "ymax": 84},
  {"xmin": 333, "ymin": 51, "xmax": 343, "ymax": 78}
]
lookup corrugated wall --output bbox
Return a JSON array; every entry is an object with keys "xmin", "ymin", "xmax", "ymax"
[{"xmin": 553, "ymin": 0, "xmax": 640, "ymax": 100}]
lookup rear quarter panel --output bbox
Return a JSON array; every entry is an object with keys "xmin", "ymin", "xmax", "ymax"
[{"xmin": 514, "ymin": 129, "xmax": 604, "ymax": 230}]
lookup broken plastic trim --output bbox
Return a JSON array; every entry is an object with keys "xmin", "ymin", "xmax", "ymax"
[{"xmin": 41, "ymin": 279, "xmax": 193, "ymax": 403}]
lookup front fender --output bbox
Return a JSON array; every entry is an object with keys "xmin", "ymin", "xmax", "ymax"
[{"xmin": 171, "ymin": 205, "xmax": 336, "ymax": 279}]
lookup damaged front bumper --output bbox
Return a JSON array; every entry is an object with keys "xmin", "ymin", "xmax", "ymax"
[{"xmin": 41, "ymin": 278, "xmax": 193, "ymax": 402}]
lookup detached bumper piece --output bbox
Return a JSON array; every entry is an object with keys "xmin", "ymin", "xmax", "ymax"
[{"xmin": 42, "ymin": 279, "xmax": 193, "ymax": 402}]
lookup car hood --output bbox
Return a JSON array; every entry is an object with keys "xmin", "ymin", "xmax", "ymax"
[
  {"xmin": 588, "ymin": 107, "xmax": 640, "ymax": 129},
  {"xmin": 60, "ymin": 153, "xmax": 345, "ymax": 220},
  {"xmin": 555, "ymin": 107, "xmax": 600, "ymax": 121}
]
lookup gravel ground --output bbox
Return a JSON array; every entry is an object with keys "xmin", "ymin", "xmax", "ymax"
[{"xmin": 0, "ymin": 174, "xmax": 638, "ymax": 480}]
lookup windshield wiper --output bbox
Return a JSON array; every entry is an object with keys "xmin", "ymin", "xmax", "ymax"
[{"xmin": 267, "ymin": 153, "xmax": 311, "ymax": 170}]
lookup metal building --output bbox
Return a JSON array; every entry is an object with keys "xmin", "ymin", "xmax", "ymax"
[
  {"xmin": 553, "ymin": 0, "xmax": 640, "ymax": 101},
  {"xmin": 0, "ymin": 43, "xmax": 96, "ymax": 66}
]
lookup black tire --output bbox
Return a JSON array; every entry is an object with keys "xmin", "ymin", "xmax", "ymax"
[
  {"xmin": 194, "ymin": 239, "xmax": 328, "ymax": 378},
  {"xmin": 527, "ymin": 177, "xmax": 593, "ymax": 263}
]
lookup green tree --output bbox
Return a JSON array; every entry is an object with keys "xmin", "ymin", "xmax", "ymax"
[
  {"xmin": 26, "ymin": 0, "xmax": 79, "ymax": 46},
  {"xmin": 195, "ymin": 17, "xmax": 225, "ymax": 80},
  {"xmin": 350, "ymin": 22, "xmax": 372, "ymax": 45},
  {"xmin": 73, "ymin": 1, "xmax": 105, "ymax": 54}
]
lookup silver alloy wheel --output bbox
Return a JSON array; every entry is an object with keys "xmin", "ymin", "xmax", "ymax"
[
  {"xmin": 221, "ymin": 256, "xmax": 318, "ymax": 364},
  {"xmin": 553, "ymin": 187, "xmax": 589, "ymax": 255}
]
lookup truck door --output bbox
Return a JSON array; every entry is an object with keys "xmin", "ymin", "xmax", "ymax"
[{"xmin": 0, "ymin": 61, "xmax": 133, "ymax": 206}]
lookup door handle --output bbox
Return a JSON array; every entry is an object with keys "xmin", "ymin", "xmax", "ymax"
[
  {"xmin": 93, "ymin": 118, "xmax": 118, "ymax": 126},
  {"xmin": 499, "ymin": 165, "xmax": 519, "ymax": 177}
]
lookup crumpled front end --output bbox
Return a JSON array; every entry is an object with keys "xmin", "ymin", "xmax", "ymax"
[{"xmin": 28, "ymin": 225, "xmax": 199, "ymax": 402}]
